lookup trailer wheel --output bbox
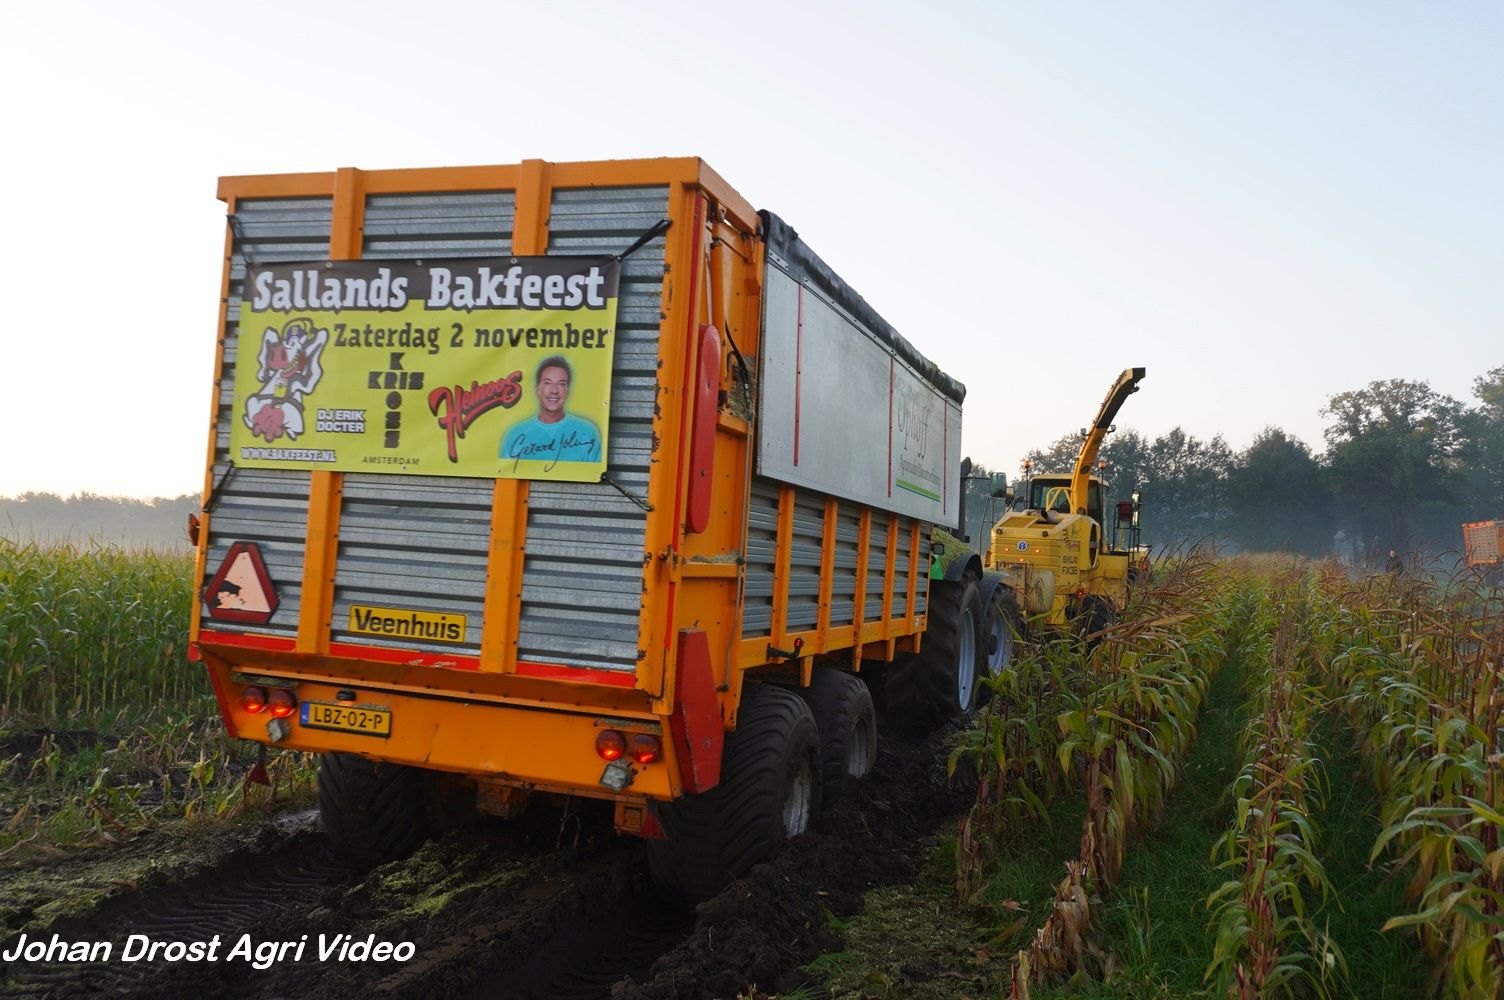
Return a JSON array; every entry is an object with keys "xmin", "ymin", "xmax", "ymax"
[
  {"xmin": 318, "ymin": 753, "xmax": 428, "ymax": 864},
  {"xmin": 885, "ymin": 577, "xmax": 984, "ymax": 730},
  {"xmin": 646, "ymin": 684, "xmax": 821, "ymax": 909},
  {"xmin": 801, "ymin": 669, "xmax": 878, "ymax": 803}
]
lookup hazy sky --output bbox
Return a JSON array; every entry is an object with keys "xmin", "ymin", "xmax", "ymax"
[{"xmin": 2, "ymin": 1, "xmax": 1498, "ymax": 498}]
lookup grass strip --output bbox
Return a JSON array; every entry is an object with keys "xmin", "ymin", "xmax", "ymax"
[
  {"xmin": 1033, "ymin": 642, "xmax": 1248, "ymax": 998},
  {"xmin": 1307, "ymin": 713, "xmax": 1427, "ymax": 998}
]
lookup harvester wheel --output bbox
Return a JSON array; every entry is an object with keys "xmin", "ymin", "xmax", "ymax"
[
  {"xmin": 646, "ymin": 683, "xmax": 821, "ymax": 909},
  {"xmin": 318, "ymin": 752, "xmax": 427, "ymax": 864},
  {"xmin": 885, "ymin": 578, "xmax": 984, "ymax": 730},
  {"xmin": 1076, "ymin": 595, "xmax": 1116, "ymax": 649},
  {"xmin": 801, "ymin": 669, "xmax": 878, "ymax": 803}
]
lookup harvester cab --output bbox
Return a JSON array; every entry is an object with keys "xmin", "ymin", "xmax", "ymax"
[{"xmin": 984, "ymin": 367, "xmax": 1147, "ymax": 633}]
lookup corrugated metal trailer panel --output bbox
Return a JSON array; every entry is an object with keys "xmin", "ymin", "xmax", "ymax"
[
  {"xmin": 786, "ymin": 491, "xmax": 826, "ymax": 633},
  {"xmin": 329, "ymin": 474, "xmax": 493, "ymax": 655},
  {"xmin": 830, "ymin": 507, "xmax": 862, "ymax": 628},
  {"xmin": 204, "ymin": 196, "xmax": 332, "ymax": 638},
  {"xmin": 325, "ymin": 190, "xmax": 516, "ymax": 654},
  {"xmin": 517, "ymin": 186, "xmax": 668, "ymax": 671},
  {"xmin": 864, "ymin": 517, "xmax": 890, "ymax": 622},
  {"xmin": 742, "ymin": 479, "xmax": 780, "ymax": 638},
  {"xmin": 738, "ymin": 476, "xmax": 930, "ymax": 650},
  {"xmin": 361, "ymin": 191, "xmax": 516, "ymax": 259},
  {"xmin": 893, "ymin": 522, "xmax": 912, "ymax": 619},
  {"xmin": 197, "ymin": 159, "xmax": 956, "ymax": 712},
  {"xmin": 205, "ymin": 185, "xmax": 666, "ymax": 668}
]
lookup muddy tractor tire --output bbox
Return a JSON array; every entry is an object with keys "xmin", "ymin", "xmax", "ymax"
[
  {"xmin": 981, "ymin": 583, "xmax": 1022, "ymax": 678},
  {"xmin": 975, "ymin": 584, "xmax": 1022, "ymax": 708},
  {"xmin": 647, "ymin": 683, "xmax": 822, "ymax": 909},
  {"xmin": 885, "ymin": 577, "xmax": 984, "ymax": 731},
  {"xmin": 801, "ymin": 669, "xmax": 878, "ymax": 804},
  {"xmin": 318, "ymin": 752, "xmax": 428, "ymax": 864}
]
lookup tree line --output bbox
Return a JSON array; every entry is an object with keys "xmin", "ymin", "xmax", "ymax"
[
  {"xmin": 0, "ymin": 492, "xmax": 196, "ymax": 549},
  {"xmin": 7, "ymin": 367, "xmax": 1501, "ymax": 564},
  {"xmin": 961, "ymin": 367, "xmax": 1503, "ymax": 565}
]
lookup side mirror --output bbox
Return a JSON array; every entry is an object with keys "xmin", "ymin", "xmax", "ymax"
[{"xmin": 988, "ymin": 472, "xmax": 1009, "ymax": 499}]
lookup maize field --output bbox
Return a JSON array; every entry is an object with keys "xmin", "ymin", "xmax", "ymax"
[{"xmin": 1, "ymin": 539, "xmax": 1501, "ymax": 998}]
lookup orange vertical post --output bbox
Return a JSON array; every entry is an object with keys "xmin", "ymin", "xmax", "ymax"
[
  {"xmin": 297, "ymin": 167, "xmax": 363, "ymax": 654},
  {"xmin": 480, "ymin": 160, "xmax": 549, "ymax": 673}
]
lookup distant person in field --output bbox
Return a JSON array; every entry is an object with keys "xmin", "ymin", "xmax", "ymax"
[
  {"xmin": 1386, "ymin": 548, "xmax": 1404, "ymax": 576},
  {"xmin": 499, "ymin": 356, "xmax": 601, "ymax": 467}
]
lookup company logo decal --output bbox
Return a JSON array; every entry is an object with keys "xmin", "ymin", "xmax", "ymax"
[{"xmin": 348, "ymin": 604, "xmax": 468, "ymax": 644}]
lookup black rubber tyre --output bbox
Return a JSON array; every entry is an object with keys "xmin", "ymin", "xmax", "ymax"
[
  {"xmin": 885, "ymin": 578, "xmax": 984, "ymax": 731},
  {"xmin": 801, "ymin": 669, "xmax": 878, "ymax": 804},
  {"xmin": 976, "ymin": 586, "xmax": 1023, "ymax": 706},
  {"xmin": 983, "ymin": 586, "xmax": 1022, "ymax": 678},
  {"xmin": 1076, "ymin": 594, "xmax": 1116, "ymax": 649},
  {"xmin": 318, "ymin": 752, "xmax": 428, "ymax": 864},
  {"xmin": 646, "ymin": 684, "xmax": 821, "ymax": 909}
]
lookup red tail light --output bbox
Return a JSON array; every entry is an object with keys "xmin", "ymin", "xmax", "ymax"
[
  {"xmin": 268, "ymin": 688, "xmax": 297, "ymax": 718},
  {"xmin": 629, "ymin": 734, "xmax": 662, "ymax": 765},
  {"xmin": 241, "ymin": 686, "xmax": 267, "ymax": 714},
  {"xmin": 595, "ymin": 729, "xmax": 625, "ymax": 761}
]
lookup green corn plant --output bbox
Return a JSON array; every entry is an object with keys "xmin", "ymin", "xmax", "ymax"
[
  {"xmin": 0, "ymin": 537, "xmax": 320, "ymax": 856},
  {"xmin": 0, "ymin": 537, "xmax": 202, "ymax": 727},
  {"xmin": 1005, "ymin": 551, "xmax": 1238, "ymax": 991},
  {"xmin": 1312, "ymin": 568, "xmax": 1504, "ymax": 998},
  {"xmin": 1205, "ymin": 573, "xmax": 1344, "ymax": 999}
]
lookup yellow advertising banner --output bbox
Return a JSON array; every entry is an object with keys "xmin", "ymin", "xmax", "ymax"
[{"xmin": 229, "ymin": 257, "xmax": 620, "ymax": 482}]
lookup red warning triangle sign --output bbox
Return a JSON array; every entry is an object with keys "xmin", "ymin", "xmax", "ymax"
[{"xmin": 204, "ymin": 542, "xmax": 280, "ymax": 625}]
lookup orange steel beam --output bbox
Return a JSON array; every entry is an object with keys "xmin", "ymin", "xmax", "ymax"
[
  {"xmin": 216, "ymin": 172, "xmax": 335, "ymax": 201},
  {"xmin": 296, "ymin": 167, "xmax": 364, "ymax": 654},
  {"xmin": 642, "ymin": 184, "xmax": 711, "ymax": 706},
  {"xmin": 480, "ymin": 160, "xmax": 550, "ymax": 673},
  {"xmin": 220, "ymin": 157, "xmax": 706, "ymax": 203}
]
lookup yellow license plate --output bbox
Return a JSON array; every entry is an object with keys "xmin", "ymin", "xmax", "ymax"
[{"xmin": 299, "ymin": 701, "xmax": 392, "ymax": 737}]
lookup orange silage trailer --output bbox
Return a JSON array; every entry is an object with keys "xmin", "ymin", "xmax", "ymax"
[
  {"xmin": 1463, "ymin": 520, "xmax": 1503, "ymax": 569},
  {"xmin": 189, "ymin": 157, "xmax": 993, "ymax": 903}
]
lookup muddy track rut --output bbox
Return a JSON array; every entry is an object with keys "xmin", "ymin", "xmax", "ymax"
[{"xmin": 1, "ymin": 725, "xmax": 971, "ymax": 1000}]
